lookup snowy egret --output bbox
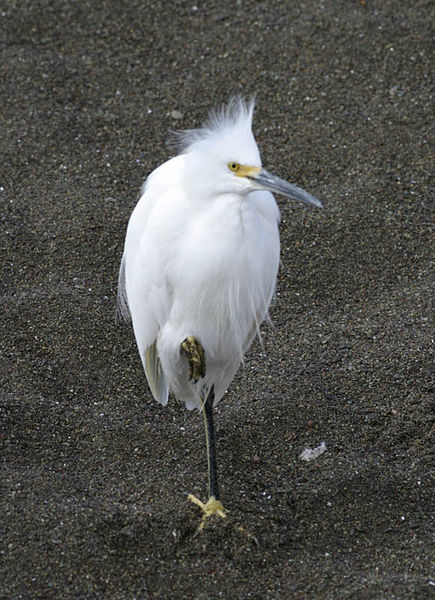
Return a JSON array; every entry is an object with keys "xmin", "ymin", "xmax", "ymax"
[{"xmin": 118, "ymin": 97, "xmax": 322, "ymax": 529}]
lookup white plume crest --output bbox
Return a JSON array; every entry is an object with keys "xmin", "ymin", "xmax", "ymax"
[{"xmin": 172, "ymin": 96, "xmax": 256, "ymax": 154}]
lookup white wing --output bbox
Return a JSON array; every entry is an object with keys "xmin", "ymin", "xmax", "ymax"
[{"xmin": 118, "ymin": 159, "xmax": 181, "ymax": 405}]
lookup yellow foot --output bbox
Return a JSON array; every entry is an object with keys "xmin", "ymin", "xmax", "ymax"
[
  {"xmin": 181, "ymin": 336, "xmax": 206, "ymax": 382},
  {"xmin": 188, "ymin": 494, "xmax": 226, "ymax": 531}
]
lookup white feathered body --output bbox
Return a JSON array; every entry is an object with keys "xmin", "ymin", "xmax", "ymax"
[{"xmin": 118, "ymin": 101, "xmax": 280, "ymax": 410}]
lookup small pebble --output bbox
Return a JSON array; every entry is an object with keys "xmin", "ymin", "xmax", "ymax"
[{"xmin": 171, "ymin": 110, "xmax": 184, "ymax": 120}]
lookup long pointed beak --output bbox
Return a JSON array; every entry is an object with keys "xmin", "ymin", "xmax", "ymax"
[{"xmin": 250, "ymin": 168, "xmax": 323, "ymax": 208}]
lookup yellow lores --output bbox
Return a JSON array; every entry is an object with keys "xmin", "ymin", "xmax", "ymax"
[{"xmin": 228, "ymin": 162, "xmax": 261, "ymax": 178}]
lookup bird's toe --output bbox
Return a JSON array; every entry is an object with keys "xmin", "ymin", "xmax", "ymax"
[{"xmin": 188, "ymin": 494, "xmax": 226, "ymax": 531}]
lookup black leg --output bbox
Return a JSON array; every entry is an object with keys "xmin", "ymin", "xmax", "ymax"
[
  {"xmin": 188, "ymin": 383, "xmax": 226, "ymax": 529},
  {"xmin": 204, "ymin": 385, "xmax": 220, "ymax": 501}
]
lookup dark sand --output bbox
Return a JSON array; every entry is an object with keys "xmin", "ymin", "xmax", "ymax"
[{"xmin": 1, "ymin": 1, "xmax": 433, "ymax": 598}]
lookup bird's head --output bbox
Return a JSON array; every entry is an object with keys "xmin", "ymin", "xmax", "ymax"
[{"xmin": 176, "ymin": 97, "xmax": 322, "ymax": 208}]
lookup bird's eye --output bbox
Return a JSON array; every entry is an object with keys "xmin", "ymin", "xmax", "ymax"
[{"xmin": 228, "ymin": 162, "xmax": 240, "ymax": 172}]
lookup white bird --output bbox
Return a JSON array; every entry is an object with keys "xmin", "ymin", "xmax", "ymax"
[{"xmin": 118, "ymin": 98, "xmax": 322, "ymax": 529}]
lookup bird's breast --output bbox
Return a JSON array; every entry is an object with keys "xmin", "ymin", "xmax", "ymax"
[
  {"xmin": 172, "ymin": 196, "xmax": 262, "ymax": 289},
  {"xmin": 164, "ymin": 195, "xmax": 280, "ymax": 357}
]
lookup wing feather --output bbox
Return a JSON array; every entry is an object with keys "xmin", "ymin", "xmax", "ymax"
[
  {"xmin": 118, "ymin": 167, "xmax": 176, "ymax": 406},
  {"xmin": 116, "ymin": 253, "xmax": 130, "ymax": 322},
  {"xmin": 144, "ymin": 340, "xmax": 169, "ymax": 406}
]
